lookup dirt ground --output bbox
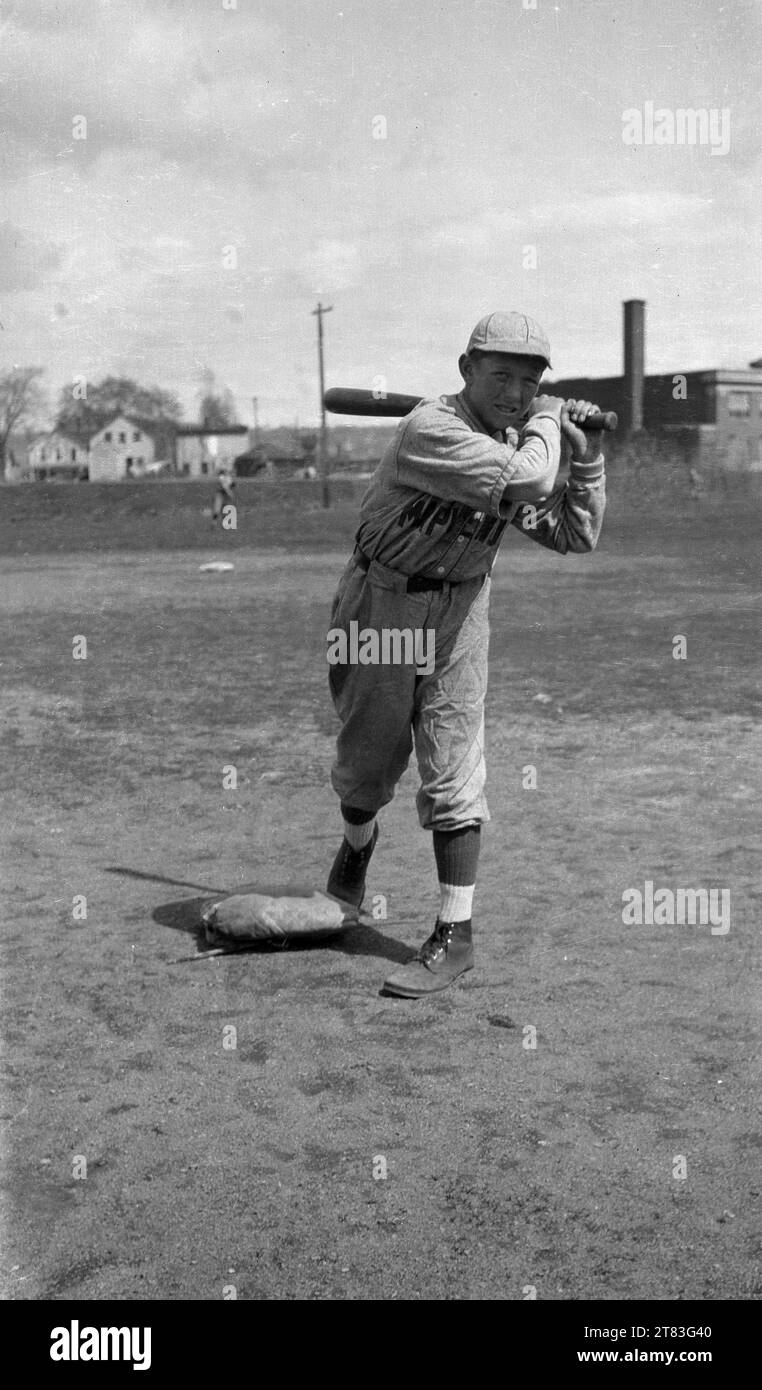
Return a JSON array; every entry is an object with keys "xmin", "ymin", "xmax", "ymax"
[{"xmin": 1, "ymin": 495, "xmax": 760, "ymax": 1301}]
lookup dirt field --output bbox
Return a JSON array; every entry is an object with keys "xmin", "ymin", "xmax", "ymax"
[{"xmin": 1, "ymin": 485, "xmax": 760, "ymax": 1301}]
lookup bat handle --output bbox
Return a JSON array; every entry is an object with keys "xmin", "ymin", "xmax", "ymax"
[
  {"xmin": 580, "ymin": 411, "xmax": 617, "ymax": 433},
  {"xmin": 525, "ymin": 408, "xmax": 617, "ymax": 432}
]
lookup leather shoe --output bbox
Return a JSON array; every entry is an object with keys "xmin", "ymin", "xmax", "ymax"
[
  {"xmin": 383, "ymin": 919, "xmax": 474, "ymax": 997},
  {"xmin": 326, "ymin": 823, "xmax": 379, "ymax": 909}
]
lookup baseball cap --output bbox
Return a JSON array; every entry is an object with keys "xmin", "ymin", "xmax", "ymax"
[{"xmin": 465, "ymin": 311, "xmax": 552, "ymax": 369}]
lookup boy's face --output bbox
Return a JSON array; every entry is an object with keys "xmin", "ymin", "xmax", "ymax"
[{"xmin": 459, "ymin": 351, "xmax": 545, "ymax": 433}]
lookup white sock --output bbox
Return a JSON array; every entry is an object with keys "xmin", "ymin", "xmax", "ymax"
[
  {"xmin": 439, "ymin": 882, "xmax": 474, "ymax": 922},
  {"xmin": 343, "ymin": 817, "xmax": 376, "ymax": 851}
]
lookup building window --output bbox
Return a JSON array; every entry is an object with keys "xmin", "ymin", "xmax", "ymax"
[
  {"xmin": 40, "ymin": 448, "xmax": 46, "ymax": 461},
  {"xmin": 119, "ymin": 431, "xmax": 126, "ymax": 443},
  {"xmin": 105, "ymin": 432, "xmax": 112, "ymax": 442},
  {"xmin": 71, "ymin": 448, "xmax": 76, "ymax": 461},
  {"xmin": 133, "ymin": 431, "xmax": 141, "ymax": 441},
  {"xmin": 137, "ymin": 456, "xmax": 144, "ymax": 464},
  {"xmin": 727, "ymin": 393, "xmax": 750, "ymax": 416},
  {"xmin": 56, "ymin": 449, "xmax": 61, "ymax": 460}
]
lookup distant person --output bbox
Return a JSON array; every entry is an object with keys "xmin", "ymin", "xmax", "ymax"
[
  {"xmin": 212, "ymin": 466, "xmax": 236, "ymax": 527},
  {"xmin": 689, "ymin": 466, "xmax": 704, "ymax": 499}
]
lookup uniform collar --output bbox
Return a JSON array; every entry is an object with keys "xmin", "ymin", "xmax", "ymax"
[{"xmin": 453, "ymin": 390, "xmax": 506, "ymax": 442}]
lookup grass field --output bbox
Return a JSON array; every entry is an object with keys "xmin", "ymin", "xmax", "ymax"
[{"xmin": 1, "ymin": 479, "xmax": 760, "ymax": 1300}]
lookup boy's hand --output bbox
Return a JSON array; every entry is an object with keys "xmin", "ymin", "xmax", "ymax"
[{"xmin": 561, "ymin": 399, "xmax": 604, "ymax": 461}]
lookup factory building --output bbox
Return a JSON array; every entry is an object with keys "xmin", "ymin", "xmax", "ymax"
[{"xmin": 548, "ymin": 300, "xmax": 762, "ymax": 471}]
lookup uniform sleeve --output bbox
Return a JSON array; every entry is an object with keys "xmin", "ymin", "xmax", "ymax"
[
  {"xmin": 395, "ymin": 404, "xmax": 563, "ymax": 515},
  {"xmin": 508, "ymin": 455, "xmax": 606, "ymax": 553}
]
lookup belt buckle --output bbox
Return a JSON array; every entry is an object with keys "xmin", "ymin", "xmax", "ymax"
[{"xmin": 407, "ymin": 573, "xmax": 442, "ymax": 593}]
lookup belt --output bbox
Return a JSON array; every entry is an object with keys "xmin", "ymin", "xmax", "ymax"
[{"xmin": 353, "ymin": 547, "xmax": 454, "ymax": 592}]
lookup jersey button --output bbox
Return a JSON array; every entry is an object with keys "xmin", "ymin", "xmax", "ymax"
[
  {"xmin": 457, "ymin": 536, "xmax": 465, "ymax": 543},
  {"xmin": 437, "ymin": 566, "xmax": 445, "ymax": 574}
]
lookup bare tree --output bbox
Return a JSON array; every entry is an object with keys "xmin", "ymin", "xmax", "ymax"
[{"xmin": 0, "ymin": 367, "xmax": 46, "ymax": 473}]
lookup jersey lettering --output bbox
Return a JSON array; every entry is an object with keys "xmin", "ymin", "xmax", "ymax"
[{"xmin": 396, "ymin": 494, "xmax": 506, "ymax": 550}]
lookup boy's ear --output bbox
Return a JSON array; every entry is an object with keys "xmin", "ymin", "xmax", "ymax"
[{"xmin": 458, "ymin": 352, "xmax": 472, "ymax": 383}]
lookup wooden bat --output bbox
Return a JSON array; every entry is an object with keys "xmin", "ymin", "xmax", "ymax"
[{"xmin": 324, "ymin": 387, "xmax": 618, "ymax": 432}]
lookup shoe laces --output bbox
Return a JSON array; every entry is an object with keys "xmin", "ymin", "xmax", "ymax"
[
  {"xmin": 420, "ymin": 921, "xmax": 454, "ymax": 966},
  {"xmin": 348, "ymin": 836, "xmax": 372, "ymax": 861},
  {"xmin": 336, "ymin": 835, "xmax": 372, "ymax": 878},
  {"xmin": 337, "ymin": 841, "xmax": 354, "ymax": 872}
]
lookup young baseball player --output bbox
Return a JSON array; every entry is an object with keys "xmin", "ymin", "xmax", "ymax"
[
  {"xmin": 325, "ymin": 312, "xmax": 606, "ymax": 997},
  {"xmin": 211, "ymin": 465, "xmax": 236, "ymax": 527}
]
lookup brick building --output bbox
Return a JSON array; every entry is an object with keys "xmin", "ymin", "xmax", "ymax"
[{"xmin": 548, "ymin": 301, "xmax": 762, "ymax": 471}]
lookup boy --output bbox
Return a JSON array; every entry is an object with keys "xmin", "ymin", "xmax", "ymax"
[
  {"xmin": 212, "ymin": 465, "xmax": 236, "ymax": 527},
  {"xmin": 325, "ymin": 311, "xmax": 606, "ymax": 997}
]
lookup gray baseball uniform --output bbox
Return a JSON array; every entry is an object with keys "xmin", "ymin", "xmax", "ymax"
[{"xmin": 328, "ymin": 390, "xmax": 605, "ymax": 829}]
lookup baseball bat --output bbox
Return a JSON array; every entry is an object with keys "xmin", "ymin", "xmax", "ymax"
[{"xmin": 324, "ymin": 387, "xmax": 618, "ymax": 432}]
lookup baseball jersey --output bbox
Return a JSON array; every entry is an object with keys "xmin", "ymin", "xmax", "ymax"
[{"xmin": 355, "ymin": 392, "xmax": 605, "ymax": 580}]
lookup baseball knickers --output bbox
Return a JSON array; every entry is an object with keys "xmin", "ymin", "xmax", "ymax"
[{"xmin": 328, "ymin": 553, "xmax": 491, "ymax": 830}]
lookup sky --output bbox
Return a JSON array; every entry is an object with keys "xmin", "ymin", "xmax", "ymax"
[{"xmin": 1, "ymin": 0, "xmax": 760, "ymax": 427}]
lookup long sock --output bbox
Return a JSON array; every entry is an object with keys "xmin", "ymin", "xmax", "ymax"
[
  {"xmin": 439, "ymin": 882, "xmax": 475, "ymax": 922},
  {"xmin": 341, "ymin": 802, "xmax": 377, "ymax": 851},
  {"xmin": 433, "ymin": 825, "xmax": 481, "ymax": 921}
]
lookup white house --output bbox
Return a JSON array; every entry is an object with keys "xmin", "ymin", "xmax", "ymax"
[
  {"xmin": 175, "ymin": 426, "xmax": 249, "ymax": 477},
  {"xmin": 26, "ymin": 431, "xmax": 89, "ymax": 480},
  {"xmin": 88, "ymin": 416, "xmax": 156, "ymax": 482}
]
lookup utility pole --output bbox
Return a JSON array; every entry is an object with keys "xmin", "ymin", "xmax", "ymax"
[
  {"xmin": 251, "ymin": 396, "xmax": 260, "ymax": 449},
  {"xmin": 312, "ymin": 300, "xmax": 333, "ymax": 507}
]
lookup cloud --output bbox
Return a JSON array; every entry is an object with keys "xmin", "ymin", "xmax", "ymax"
[
  {"xmin": 0, "ymin": 1, "xmax": 338, "ymax": 182},
  {"xmin": 0, "ymin": 220, "xmax": 62, "ymax": 292},
  {"xmin": 0, "ymin": 0, "xmax": 758, "ymax": 422},
  {"xmin": 299, "ymin": 238, "xmax": 363, "ymax": 294}
]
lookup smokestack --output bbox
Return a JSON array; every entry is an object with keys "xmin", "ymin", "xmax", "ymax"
[{"xmin": 623, "ymin": 299, "xmax": 645, "ymax": 433}]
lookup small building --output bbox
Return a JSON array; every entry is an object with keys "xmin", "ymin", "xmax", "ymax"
[
  {"xmin": 88, "ymin": 416, "xmax": 156, "ymax": 482},
  {"xmin": 26, "ymin": 430, "xmax": 89, "ymax": 481},
  {"xmin": 175, "ymin": 426, "xmax": 249, "ymax": 478}
]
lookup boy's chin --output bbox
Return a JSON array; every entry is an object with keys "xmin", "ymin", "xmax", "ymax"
[{"xmin": 492, "ymin": 410, "xmax": 525, "ymax": 430}]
